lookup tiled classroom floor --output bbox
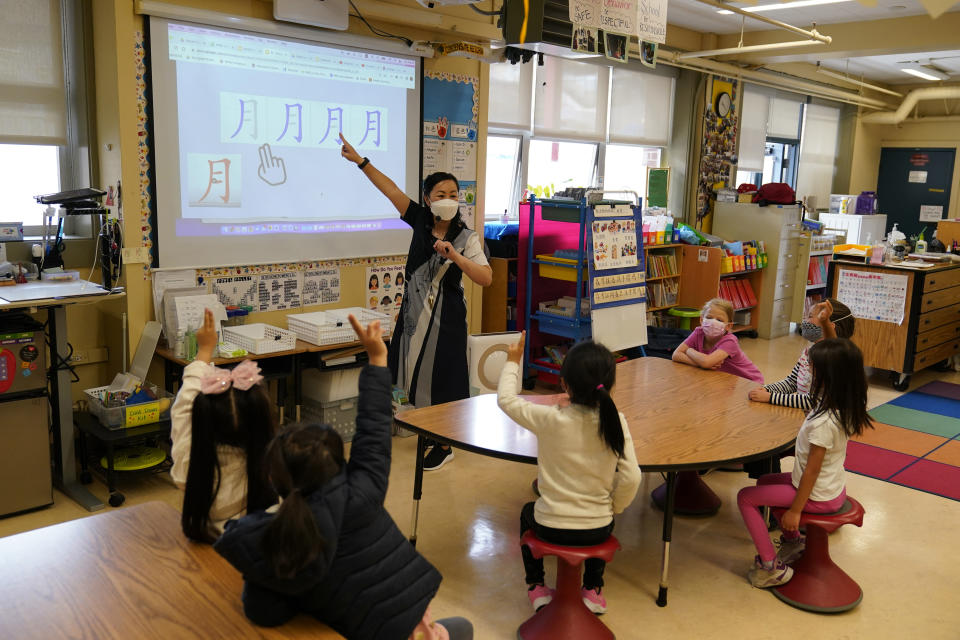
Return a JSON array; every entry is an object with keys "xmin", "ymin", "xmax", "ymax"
[{"xmin": 2, "ymin": 331, "xmax": 959, "ymax": 638}]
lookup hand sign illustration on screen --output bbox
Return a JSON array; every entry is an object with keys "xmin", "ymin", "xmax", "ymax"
[{"xmin": 257, "ymin": 143, "xmax": 287, "ymax": 186}]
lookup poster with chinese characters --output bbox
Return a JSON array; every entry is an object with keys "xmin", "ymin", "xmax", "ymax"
[
  {"xmin": 257, "ymin": 271, "xmax": 303, "ymax": 312},
  {"xmin": 302, "ymin": 267, "xmax": 341, "ymax": 306},
  {"xmin": 211, "ymin": 275, "xmax": 258, "ymax": 308},
  {"xmin": 591, "ymin": 219, "xmax": 638, "ymax": 270},
  {"xmin": 837, "ymin": 270, "xmax": 908, "ymax": 325},
  {"xmin": 365, "ymin": 264, "xmax": 405, "ymax": 317}
]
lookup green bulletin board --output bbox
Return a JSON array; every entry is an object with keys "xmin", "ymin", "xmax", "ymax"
[{"xmin": 647, "ymin": 167, "xmax": 670, "ymax": 208}]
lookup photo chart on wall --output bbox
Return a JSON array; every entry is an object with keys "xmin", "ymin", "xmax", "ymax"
[
  {"xmin": 365, "ymin": 264, "xmax": 405, "ymax": 317},
  {"xmin": 422, "ymin": 72, "xmax": 479, "ymax": 229}
]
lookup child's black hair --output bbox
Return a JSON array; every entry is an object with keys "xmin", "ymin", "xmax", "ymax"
[
  {"xmin": 423, "ymin": 171, "xmax": 459, "ymax": 198},
  {"xmin": 261, "ymin": 423, "xmax": 345, "ymax": 580},
  {"xmin": 368, "ymin": 274, "xmax": 378, "ymax": 289},
  {"xmin": 808, "ymin": 338, "xmax": 873, "ymax": 437},
  {"xmin": 826, "ymin": 298, "xmax": 855, "ymax": 339},
  {"xmin": 182, "ymin": 384, "xmax": 277, "ymax": 543},
  {"xmin": 559, "ymin": 340, "xmax": 625, "ymax": 458}
]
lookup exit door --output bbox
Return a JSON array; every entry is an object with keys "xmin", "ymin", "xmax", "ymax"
[{"xmin": 877, "ymin": 147, "xmax": 954, "ymax": 239}]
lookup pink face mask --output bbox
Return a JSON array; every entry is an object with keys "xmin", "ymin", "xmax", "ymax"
[{"xmin": 701, "ymin": 317, "xmax": 726, "ymax": 339}]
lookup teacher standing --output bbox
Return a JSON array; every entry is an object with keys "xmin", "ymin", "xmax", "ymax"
[{"xmin": 340, "ymin": 134, "xmax": 492, "ymax": 471}]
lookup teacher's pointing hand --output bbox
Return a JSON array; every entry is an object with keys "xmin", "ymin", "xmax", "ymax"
[{"xmin": 340, "ymin": 133, "xmax": 363, "ymax": 165}]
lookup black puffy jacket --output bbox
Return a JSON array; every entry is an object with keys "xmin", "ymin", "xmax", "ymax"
[{"xmin": 214, "ymin": 365, "xmax": 442, "ymax": 639}]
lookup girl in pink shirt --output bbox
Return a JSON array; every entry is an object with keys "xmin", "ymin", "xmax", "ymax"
[{"xmin": 672, "ymin": 298, "xmax": 764, "ymax": 384}]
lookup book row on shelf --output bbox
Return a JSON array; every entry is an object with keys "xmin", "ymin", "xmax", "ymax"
[
  {"xmin": 647, "ymin": 279, "xmax": 679, "ymax": 308},
  {"xmin": 807, "ymin": 255, "xmax": 830, "ymax": 286},
  {"xmin": 718, "ymin": 278, "xmax": 757, "ymax": 311},
  {"xmin": 647, "ymin": 253, "xmax": 679, "ymax": 278}
]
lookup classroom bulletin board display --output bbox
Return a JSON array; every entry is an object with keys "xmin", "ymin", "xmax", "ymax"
[
  {"xmin": 696, "ymin": 76, "xmax": 740, "ymax": 229},
  {"xmin": 422, "ymin": 72, "xmax": 479, "ymax": 229},
  {"xmin": 587, "ymin": 203, "xmax": 648, "ymax": 351}
]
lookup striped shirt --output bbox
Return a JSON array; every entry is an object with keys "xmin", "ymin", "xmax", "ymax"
[{"xmin": 764, "ymin": 346, "xmax": 813, "ymax": 410}]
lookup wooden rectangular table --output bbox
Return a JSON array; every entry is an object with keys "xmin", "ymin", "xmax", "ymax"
[
  {"xmin": 0, "ymin": 502, "xmax": 343, "ymax": 639},
  {"xmin": 394, "ymin": 357, "xmax": 801, "ymax": 606},
  {"xmin": 156, "ymin": 339, "xmax": 369, "ymax": 423}
]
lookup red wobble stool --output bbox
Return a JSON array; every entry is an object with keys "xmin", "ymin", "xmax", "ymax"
[
  {"xmin": 771, "ymin": 497, "xmax": 865, "ymax": 613},
  {"xmin": 517, "ymin": 531, "xmax": 621, "ymax": 640}
]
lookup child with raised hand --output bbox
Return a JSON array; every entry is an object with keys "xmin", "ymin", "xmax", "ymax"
[
  {"xmin": 737, "ymin": 338, "xmax": 873, "ymax": 588},
  {"xmin": 749, "ymin": 299, "xmax": 855, "ymax": 410},
  {"xmin": 498, "ymin": 333, "xmax": 641, "ymax": 615},
  {"xmin": 213, "ymin": 316, "xmax": 473, "ymax": 640},
  {"xmin": 672, "ymin": 297, "xmax": 764, "ymax": 384},
  {"xmin": 170, "ymin": 308, "xmax": 277, "ymax": 543}
]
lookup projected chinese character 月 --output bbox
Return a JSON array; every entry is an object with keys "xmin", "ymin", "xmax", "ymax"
[{"xmin": 188, "ymin": 153, "xmax": 242, "ymax": 208}]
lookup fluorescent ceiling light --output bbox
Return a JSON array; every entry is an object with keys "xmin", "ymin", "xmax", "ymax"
[
  {"xmin": 901, "ymin": 67, "xmax": 948, "ymax": 81},
  {"xmin": 717, "ymin": 0, "xmax": 851, "ymax": 15}
]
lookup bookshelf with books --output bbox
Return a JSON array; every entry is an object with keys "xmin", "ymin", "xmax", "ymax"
[
  {"xmin": 676, "ymin": 244, "xmax": 764, "ymax": 336},
  {"xmin": 644, "ymin": 244, "xmax": 682, "ymax": 318}
]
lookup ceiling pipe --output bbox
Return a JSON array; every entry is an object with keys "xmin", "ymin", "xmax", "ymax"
[
  {"xmin": 861, "ymin": 87, "xmax": 960, "ymax": 124},
  {"xmin": 655, "ymin": 48, "xmax": 890, "ymax": 110},
  {"xmin": 815, "ymin": 65, "xmax": 904, "ymax": 98},
  {"xmin": 678, "ymin": 39, "xmax": 825, "ymax": 59},
  {"xmin": 692, "ymin": 0, "xmax": 832, "ymax": 44}
]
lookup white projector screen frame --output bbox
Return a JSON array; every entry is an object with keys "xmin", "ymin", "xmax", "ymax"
[{"xmin": 148, "ymin": 17, "xmax": 422, "ymax": 269}]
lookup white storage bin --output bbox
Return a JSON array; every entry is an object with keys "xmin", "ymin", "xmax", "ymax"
[
  {"xmin": 302, "ymin": 367, "xmax": 361, "ymax": 403},
  {"xmin": 302, "ymin": 397, "xmax": 357, "ymax": 442},
  {"xmin": 222, "ymin": 323, "xmax": 296, "ymax": 354},
  {"xmin": 287, "ymin": 307, "xmax": 392, "ymax": 346}
]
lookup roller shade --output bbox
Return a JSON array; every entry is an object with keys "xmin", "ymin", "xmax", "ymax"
[
  {"xmin": 608, "ymin": 68, "xmax": 674, "ymax": 146},
  {"xmin": 796, "ymin": 103, "xmax": 841, "ymax": 210},
  {"xmin": 0, "ymin": 0, "xmax": 66, "ymax": 145},
  {"xmin": 738, "ymin": 85, "xmax": 769, "ymax": 172},
  {"xmin": 488, "ymin": 62, "xmax": 533, "ymax": 132},
  {"xmin": 534, "ymin": 56, "xmax": 608, "ymax": 141},
  {"xmin": 768, "ymin": 90, "xmax": 803, "ymax": 140}
]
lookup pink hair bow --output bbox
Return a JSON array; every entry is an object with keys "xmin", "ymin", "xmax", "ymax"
[{"xmin": 200, "ymin": 360, "xmax": 264, "ymax": 395}]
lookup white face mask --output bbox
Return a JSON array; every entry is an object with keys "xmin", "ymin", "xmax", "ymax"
[
  {"xmin": 701, "ymin": 317, "xmax": 727, "ymax": 339},
  {"xmin": 429, "ymin": 198, "xmax": 459, "ymax": 221}
]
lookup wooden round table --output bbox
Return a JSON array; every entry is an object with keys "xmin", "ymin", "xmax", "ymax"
[{"xmin": 395, "ymin": 357, "xmax": 801, "ymax": 606}]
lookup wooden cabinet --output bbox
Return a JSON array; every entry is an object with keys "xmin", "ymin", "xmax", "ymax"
[
  {"xmin": 481, "ymin": 257, "xmax": 517, "ymax": 333},
  {"xmin": 828, "ymin": 261, "xmax": 960, "ymax": 390},
  {"xmin": 712, "ymin": 203, "xmax": 807, "ymax": 338},
  {"xmin": 677, "ymin": 245, "xmax": 764, "ymax": 335}
]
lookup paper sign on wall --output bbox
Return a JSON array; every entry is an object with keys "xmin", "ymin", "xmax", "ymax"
[
  {"xmin": 568, "ymin": 0, "xmax": 667, "ymax": 42},
  {"xmin": 919, "ymin": 204, "xmax": 944, "ymax": 222},
  {"xmin": 365, "ymin": 264, "xmax": 405, "ymax": 317},
  {"xmin": 908, "ymin": 171, "xmax": 928, "ymax": 183},
  {"xmin": 302, "ymin": 267, "xmax": 341, "ymax": 306},
  {"xmin": 636, "ymin": 0, "xmax": 668, "ymax": 44}
]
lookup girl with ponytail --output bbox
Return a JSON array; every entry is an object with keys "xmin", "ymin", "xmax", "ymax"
[
  {"xmin": 498, "ymin": 334, "xmax": 641, "ymax": 615},
  {"xmin": 214, "ymin": 316, "xmax": 473, "ymax": 640}
]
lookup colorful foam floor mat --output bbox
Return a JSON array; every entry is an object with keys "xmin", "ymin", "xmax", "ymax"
[{"xmin": 845, "ymin": 381, "xmax": 960, "ymax": 502}]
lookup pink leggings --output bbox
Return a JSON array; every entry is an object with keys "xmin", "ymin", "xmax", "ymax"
[{"xmin": 737, "ymin": 473, "xmax": 846, "ymax": 563}]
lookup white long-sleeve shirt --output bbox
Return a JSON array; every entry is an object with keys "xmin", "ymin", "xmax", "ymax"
[
  {"xmin": 497, "ymin": 361, "xmax": 642, "ymax": 530},
  {"xmin": 170, "ymin": 360, "xmax": 249, "ymax": 536}
]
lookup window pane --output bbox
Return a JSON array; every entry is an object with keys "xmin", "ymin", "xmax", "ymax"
[
  {"xmin": 0, "ymin": 144, "xmax": 60, "ymax": 225},
  {"xmin": 527, "ymin": 139, "xmax": 597, "ymax": 197},
  {"xmin": 602, "ymin": 144, "xmax": 661, "ymax": 201},
  {"xmin": 484, "ymin": 135, "xmax": 521, "ymax": 220}
]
